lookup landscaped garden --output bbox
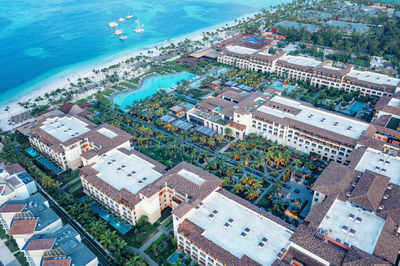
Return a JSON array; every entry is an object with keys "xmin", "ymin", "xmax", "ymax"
[{"xmin": 145, "ymin": 233, "xmax": 177, "ymax": 265}]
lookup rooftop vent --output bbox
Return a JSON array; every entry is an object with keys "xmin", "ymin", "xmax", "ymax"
[
  {"xmin": 107, "ymin": 162, "xmax": 112, "ymax": 165},
  {"xmin": 112, "ymin": 159, "xmax": 116, "ymax": 163},
  {"xmin": 224, "ymin": 222, "xmax": 230, "ymax": 228},
  {"xmin": 127, "ymin": 174, "xmax": 132, "ymax": 177},
  {"xmin": 378, "ymin": 205, "xmax": 384, "ymax": 210},
  {"xmin": 199, "ymin": 202, "xmax": 203, "ymax": 207},
  {"xmin": 381, "ymin": 169, "xmax": 386, "ymax": 174},
  {"xmin": 349, "ymin": 229, "xmax": 356, "ymax": 236},
  {"xmin": 379, "ymin": 159, "xmax": 384, "ymax": 164},
  {"xmin": 342, "ymin": 226, "xmax": 349, "ymax": 232},
  {"xmin": 240, "ymin": 232, "xmax": 247, "ymax": 238},
  {"xmin": 228, "ymin": 218, "xmax": 234, "ymax": 223},
  {"xmin": 213, "ymin": 210, "xmax": 218, "ymax": 215},
  {"xmin": 344, "ymin": 242, "xmax": 350, "ymax": 247},
  {"xmin": 208, "ymin": 213, "xmax": 215, "ymax": 220},
  {"xmin": 348, "ymin": 214, "xmax": 355, "ymax": 221},
  {"xmin": 387, "ymin": 184, "xmax": 393, "ymax": 190},
  {"xmin": 383, "ymin": 194, "xmax": 389, "ymax": 200},
  {"xmin": 355, "ymin": 217, "xmax": 362, "ymax": 223},
  {"xmin": 244, "ymin": 227, "xmax": 250, "ymax": 233},
  {"xmin": 258, "ymin": 242, "xmax": 265, "ymax": 248},
  {"xmin": 121, "ymin": 165, "xmax": 126, "ymax": 168},
  {"xmin": 138, "ymin": 180, "xmax": 143, "ymax": 184},
  {"xmin": 346, "ymin": 191, "xmax": 351, "ymax": 197},
  {"xmin": 131, "ymin": 171, "xmax": 136, "ymax": 174},
  {"xmin": 333, "ymin": 122, "xmax": 339, "ymax": 126},
  {"xmin": 385, "ymin": 161, "xmax": 390, "ymax": 165},
  {"xmin": 143, "ymin": 177, "xmax": 147, "ymax": 180}
]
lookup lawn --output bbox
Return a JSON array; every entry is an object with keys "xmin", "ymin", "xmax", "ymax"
[
  {"xmin": 112, "ymin": 85, "xmax": 126, "ymax": 91},
  {"xmin": 145, "ymin": 234, "xmax": 176, "ymax": 264},
  {"xmin": 120, "ymin": 81, "xmax": 137, "ymax": 89}
]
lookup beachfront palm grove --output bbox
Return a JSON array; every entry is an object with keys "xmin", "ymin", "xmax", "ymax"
[{"xmin": 1, "ymin": 0, "xmax": 400, "ymax": 265}]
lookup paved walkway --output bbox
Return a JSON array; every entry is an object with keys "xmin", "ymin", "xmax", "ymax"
[
  {"xmin": 128, "ymin": 216, "xmax": 174, "ymax": 266},
  {"xmin": 218, "ymin": 137, "xmax": 238, "ymax": 153},
  {"xmin": 61, "ymin": 176, "xmax": 80, "ymax": 191}
]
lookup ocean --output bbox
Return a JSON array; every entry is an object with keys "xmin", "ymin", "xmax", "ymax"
[{"xmin": 0, "ymin": 0, "xmax": 289, "ymax": 106}]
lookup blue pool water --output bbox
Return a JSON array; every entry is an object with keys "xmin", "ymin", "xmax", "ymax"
[
  {"xmin": 350, "ymin": 101, "xmax": 365, "ymax": 113},
  {"xmin": 0, "ymin": 0, "xmax": 291, "ymax": 107},
  {"xmin": 36, "ymin": 157, "xmax": 64, "ymax": 175},
  {"xmin": 25, "ymin": 147, "xmax": 39, "ymax": 158},
  {"xmin": 114, "ymin": 72, "xmax": 197, "ymax": 110},
  {"xmin": 269, "ymin": 80, "xmax": 295, "ymax": 91},
  {"xmin": 89, "ymin": 203, "xmax": 131, "ymax": 235},
  {"xmin": 167, "ymin": 251, "xmax": 182, "ymax": 264}
]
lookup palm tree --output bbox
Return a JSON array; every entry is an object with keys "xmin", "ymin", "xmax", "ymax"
[
  {"xmin": 41, "ymin": 176, "xmax": 54, "ymax": 189},
  {"xmin": 124, "ymin": 255, "xmax": 146, "ymax": 266},
  {"xmin": 294, "ymin": 159, "xmax": 302, "ymax": 167},
  {"xmin": 99, "ymin": 229, "xmax": 116, "ymax": 250},
  {"xmin": 233, "ymin": 183, "xmax": 245, "ymax": 194}
]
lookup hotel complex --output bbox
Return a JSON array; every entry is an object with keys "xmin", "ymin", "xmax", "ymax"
[
  {"xmin": 18, "ymin": 110, "xmax": 133, "ymax": 170},
  {"xmin": 217, "ymin": 35, "xmax": 400, "ymax": 97},
  {"xmin": 11, "ymin": 35, "xmax": 400, "ymax": 264},
  {"xmin": 188, "ymin": 89, "xmax": 370, "ymax": 163}
]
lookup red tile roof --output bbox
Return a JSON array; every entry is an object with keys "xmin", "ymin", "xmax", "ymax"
[
  {"xmin": 4, "ymin": 163, "xmax": 25, "ymax": 175},
  {"xmin": 42, "ymin": 258, "xmax": 71, "ymax": 266},
  {"xmin": 25, "ymin": 238, "xmax": 56, "ymax": 251},
  {"xmin": 10, "ymin": 219, "xmax": 38, "ymax": 235},
  {"xmin": 0, "ymin": 203, "xmax": 26, "ymax": 213}
]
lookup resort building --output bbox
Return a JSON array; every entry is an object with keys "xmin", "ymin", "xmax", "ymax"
[
  {"xmin": 0, "ymin": 163, "xmax": 37, "ymax": 205},
  {"xmin": 24, "ymin": 224, "xmax": 98, "ymax": 266},
  {"xmin": 188, "ymin": 90, "xmax": 370, "ymax": 163},
  {"xmin": 80, "ymin": 155, "xmax": 222, "ymax": 226},
  {"xmin": 0, "ymin": 193, "xmax": 62, "ymax": 249},
  {"xmin": 217, "ymin": 36, "xmax": 400, "ymax": 97},
  {"xmin": 284, "ymin": 129, "xmax": 400, "ymax": 265},
  {"xmin": 0, "ymin": 193, "xmax": 97, "ymax": 265},
  {"xmin": 174, "ymin": 189, "xmax": 294, "ymax": 266},
  {"xmin": 20, "ymin": 113, "xmax": 133, "ymax": 170}
]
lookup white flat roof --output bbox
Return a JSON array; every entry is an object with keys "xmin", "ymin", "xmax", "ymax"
[
  {"xmin": 40, "ymin": 116, "xmax": 91, "ymax": 142},
  {"xmin": 97, "ymin": 128, "xmax": 117, "ymax": 138},
  {"xmin": 258, "ymin": 96, "xmax": 369, "ymax": 139},
  {"xmin": 280, "ymin": 55, "xmax": 321, "ymax": 67},
  {"xmin": 93, "ymin": 149, "xmax": 163, "ymax": 195},
  {"xmin": 226, "ymin": 45, "xmax": 258, "ymax": 55},
  {"xmin": 318, "ymin": 199, "xmax": 385, "ymax": 254},
  {"xmin": 347, "ymin": 70, "xmax": 400, "ymax": 87},
  {"xmin": 178, "ymin": 169, "xmax": 204, "ymax": 185},
  {"xmin": 388, "ymin": 98, "xmax": 400, "ymax": 108},
  {"xmin": 187, "ymin": 192, "xmax": 292, "ymax": 265},
  {"xmin": 354, "ymin": 148, "xmax": 400, "ymax": 185}
]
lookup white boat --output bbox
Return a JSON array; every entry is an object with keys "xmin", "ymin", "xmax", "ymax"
[
  {"xmin": 119, "ymin": 18, "xmax": 126, "ymax": 22},
  {"xmin": 114, "ymin": 29, "xmax": 123, "ymax": 35},
  {"xmin": 109, "ymin": 22, "xmax": 118, "ymax": 28},
  {"xmin": 126, "ymin": 15, "xmax": 133, "ymax": 19},
  {"xmin": 120, "ymin": 35, "xmax": 128, "ymax": 40},
  {"xmin": 134, "ymin": 17, "xmax": 144, "ymax": 33}
]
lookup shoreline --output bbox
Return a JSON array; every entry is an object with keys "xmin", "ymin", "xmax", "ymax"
[{"xmin": 0, "ymin": 9, "xmax": 260, "ymax": 131}]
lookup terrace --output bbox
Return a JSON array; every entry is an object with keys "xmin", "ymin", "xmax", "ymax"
[
  {"xmin": 318, "ymin": 199, "xmax": 385, "ymax": 253},
  {"xmin": 187, "ymin": 191, "xmax": 292, "ymax": 265},
  {"xmin": 92, "ymin": 149, "xmax": 163, "ymax": 195},
  {"xmin": 40, "ymin": 116, "xmax": 91, "ymax": 142},
  {"xmin": 354, "ymin": 148, "xmax": 400, "ymax": 185}
]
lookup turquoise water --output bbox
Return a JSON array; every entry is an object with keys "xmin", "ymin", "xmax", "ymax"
[
  {"xmin": 89, "ymin": 203, "xmax": 131, "ymax": 234},
  {"xmin": 270, "ymin": 80, "xmax": 295, "ymax": 91},
  {"xmin": 25, "ymin": 147, "xmax": 39, "ymax": 158},
  {"xmin": 167, "ymin": 251, "xmax": 181, "ymax": 264},
  {"xmin": 36, "ymin": 156, "xmax": 64, "ymax": 175},
  {"xmin": 0, "ymin": 0, "xmax": 291, "ymax": 106},
  {"xmin": 350, "ymin": 101, "xmax": 365, "ymax": 113},
  {"xmin": 114, "ymin": 72, "xmax": 197, "ymax": 110}
]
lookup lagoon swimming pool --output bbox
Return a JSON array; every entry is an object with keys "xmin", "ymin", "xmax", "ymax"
[
  {"xmin": 114, "ymin": 72, "xmax": 197, "ymax": 110},
  {"xmin": 269, "ymin": 80, "xmax": 295, "ymax": 91}
]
